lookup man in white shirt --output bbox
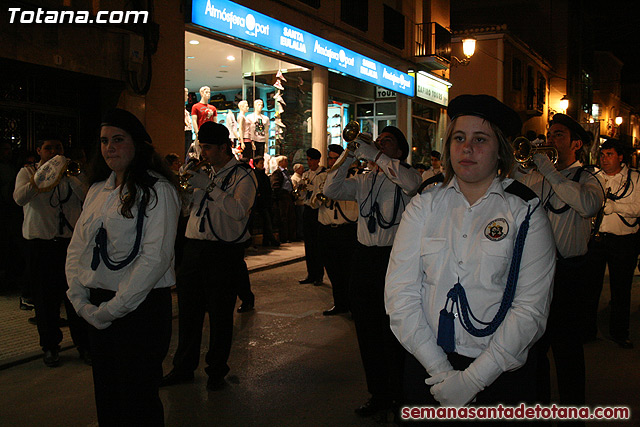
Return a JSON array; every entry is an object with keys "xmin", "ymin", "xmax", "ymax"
[
  {"xmin": 299, "ymin": 148, "xmax": 326, "ymax": 286},
  {"xmin": 518, "ymin": 113, "xmax": 604, "ymax": 409},
  {"xmin": 324, "ymin": 126, "xmax": 422, "ymax": 417},
  {"xmin": 13, "ymin": 137, "xmax": 89, "ymax": 367},
  {"xmin": 584, "ymin": 138, "xmax": 639, "ymax": 349},
  {"xmin": 161, "ymin": 122, "xmax": 257, "ymax": 391}
]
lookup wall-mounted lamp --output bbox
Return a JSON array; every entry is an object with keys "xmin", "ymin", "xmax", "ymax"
[
  {"xmin": 615, "ymin": 116, "xmax": 623, "ymax": 126},
  {"xmin": 451, "ymin": 37, "xmax": 476, "ymax": 66},
  {"xmin": 559, "ymin": 95, "xmax": 569, "ymax": 112}
]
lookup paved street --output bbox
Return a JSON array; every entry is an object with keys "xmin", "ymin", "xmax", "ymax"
[{"xmin": 0, "ymin": 251, "xmax": 639, "ymax": 426}]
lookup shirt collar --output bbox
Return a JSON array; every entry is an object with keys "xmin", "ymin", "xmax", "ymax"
[
  {"xmin": 445, "ymin": 176, "xmax": 506, "ymax": 205},
  {"xmin": 104, "ymin": 171, "xmax": 118, "ymax": 190}
]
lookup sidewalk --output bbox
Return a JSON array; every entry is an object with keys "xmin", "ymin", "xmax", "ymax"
[{"xmin": 0, "ymin": 241, "xmax": 305, "ymax": 370}]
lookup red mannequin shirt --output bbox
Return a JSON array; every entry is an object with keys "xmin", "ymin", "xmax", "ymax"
[{"xmin": 191, "ymin": 103, "xmax": 217, "ymax": 129}]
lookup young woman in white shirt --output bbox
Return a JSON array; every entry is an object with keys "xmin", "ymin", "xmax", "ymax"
[{"xmin": 66, "ymin": 108, "xmax": 180, "ymax": 426}]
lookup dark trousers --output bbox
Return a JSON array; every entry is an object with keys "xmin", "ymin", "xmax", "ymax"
[
  {"xmin": 402, "ymin": 352, "xmax": 537, "ymax": 425},
  {"xmin": 349, "ymin": 243, "xmax": 406, "ymax": 403},
  {"xmin": 89, "ymin": 287, "xmax": 172, "ymax": 427},
  {"xmin": 584, "ymin": 233, "xmax": 637, "ymax": 341},
  {"xmin": 295, "ymin": 204, "xmax": 305, "ymax": 240},
  {"xmin": 257, "ymin": 206, "xmax": 277, "ymax": 245},
  {"xmin": 172, "ymin": 239, "xmax": 243, "ymax": 379},
  {"xmin": 236, "ymin": 259, "xmax": 254, "ymax": 305},
  {"xmin": 253, "ymin": 140, "xmax": 265, "ymax": 158},
  {"xmin": 27, "ymin": 238, "xmax": 88, "ymax": 352},
  {"xmin": 319, "ymin": 223, "xmax": 356, "ymax": 309},
  {"xmin": 275, "ymin": 192, "xmax": 296, "ymax": 243},
  {"xmin": 302, "ymin": 206, "xmax": 323, "ymax": 280},
  {"xmin": 534, "ymin": 255, "xmax": 586, "ymax": 407}
]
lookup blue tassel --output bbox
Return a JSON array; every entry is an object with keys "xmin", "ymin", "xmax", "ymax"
[{"xmin": 437, "ymin": 307, "xmax": 456, "ymax": 353}]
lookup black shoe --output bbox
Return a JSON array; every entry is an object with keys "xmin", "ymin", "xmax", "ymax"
[
  {"xmin": 355, "ymin": 397, "xmax": 392, "ymax": 417},
  {"xmin": 313, "ymin": 279, "xmax": 323, "ymax": 286},
  {"xmin": 20, "ymin": 297, "xmax": 34, "ymax": 311},
  {"xmin": 28, "ymin": 316, "xmax": 37, "ymax": 325},
  {"xmin": 207, "ymin": 376, "xmax": 226, "ymax": 391},
  {"xmin": 43, "ymin": 349, "xmax": 60, "ymax": 367},
  {"xmin": 237, "ymin": 302, "xmax": 255, "ymax": 313},
  {"xmin": 323, "ymin": 306, "xmax": 349, "ymax": 316},
  {"xmin": 160, "ymin": 369, "xmax": 195, "ymax": 387},
  {"xmin": 299, "ymin": 277, "xmax": 314, "ymax": 284},
  {"xmin": 612, "ymin": 337, "xmax": 634, "ymax": 349},
  {"xmin": 78, "ymin": 348, "xmax": 92, "ymax": 366}
]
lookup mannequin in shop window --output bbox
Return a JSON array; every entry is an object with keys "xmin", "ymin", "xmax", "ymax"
[
  {"xmin": 184, "ymin": 88, "xmax": 194, "ymax": 156},
  {"xmin": 237, "ymin": 100, "xmax": 251, "ymax": 160},
  {"xmin": 247, "ymin": 99, "xmax": 270, "ymax": 158},
  {"xmin": 191, "ymin": 86, "xmax": 217, "ymax": 137}
]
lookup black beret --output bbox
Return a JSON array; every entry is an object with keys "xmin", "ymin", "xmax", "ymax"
[
  {"xmin": 447, "ymin": 94, "xmax": 522, "ymax": 139},
  {"xmin": 101, "ymin": 108, "xmax": 152, "ymax": 144},
  {"xmin": 328, "ymin": 144, "xmax": 344, "ymax": 155},
  {"xmin": 198, "ymin": 121, "xmax": 230, "ymax": 145},
  {"xmin": 549, "ymin": 113, "xmax": 591, "ymax": 144},
  {"xmin": 380, "ymin": 126, "xmax": 409, "ymax": 161},
  {"xmin": 306, "ymin": 148, "xmax": 321, "ymax": 160}
]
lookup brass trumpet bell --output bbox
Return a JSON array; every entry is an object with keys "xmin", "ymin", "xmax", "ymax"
[
  {"xmin": 513, "ymin": 137, "xmax": 558, "ymax": 169},
  {"xmin": 179, "ymin": 159, "xmax": 211, "ymax": 190},
  {"xmin": 342, "ymin": 121, "xmax": 373, "ymax": 147}
]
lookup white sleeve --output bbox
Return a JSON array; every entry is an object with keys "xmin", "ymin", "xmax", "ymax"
[
  {"xmin": 208, "ymin": 169, "xmax": 257, "ymax": 220},
  {"xmin": 323, "ymin": 151, "xmax": 358, "ymax": 201},
  {"xmin": 385, "ymin": 194, "xmax": 453, "ymax": 376},
  {"xmin": 13, "ymin": 167, "xmax": 38, "ymax": 206},
  {"xmin": 374, "ymin": 154, "xmax": 422, "ymax": 195}
]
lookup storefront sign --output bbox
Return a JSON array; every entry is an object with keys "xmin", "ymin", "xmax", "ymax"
[
  {"xmin": 191, "ymin": 0, "xmax": 415, "ymax": 97},
  {"xmin": 415, "ymin": 71, "xmax": 451, "ymax": 106},
  {"xmin": 376, "ymin": 87, "xmax": 396, "ymax": 99}
]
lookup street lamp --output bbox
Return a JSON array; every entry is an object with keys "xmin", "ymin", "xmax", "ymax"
[
  {"xmin": 452, "ymin": 37, "xmax": 476, "ymax": 66},
  {"xmin": 615, "ymin": 116, "xmax": 623, "ymax": 126},
  {"xmin": 559, "ymin": 95, "xmax": 569, "ymax": 112}
]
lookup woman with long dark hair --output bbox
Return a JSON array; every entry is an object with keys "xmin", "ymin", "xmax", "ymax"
[{"xmin": 66, "ymin": 108, "xmax": 179, "ymax": 426}]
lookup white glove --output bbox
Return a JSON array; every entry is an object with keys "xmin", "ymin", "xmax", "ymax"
[
  {"xmin": 532, "ymin": 153, "xmax": 556, "ymax": 176},
  {"xmin": 80, "ymin": 304, "xmax": 112, "ymax": 330},
  {"xmin": 425, "ymin": 370, "xmax": 457, "ymax": 386},
  {"xmin": 427, "ymin": 370, "xmax": 483, "ymax": 407},
  {"xmin": 603, "ymin": 200, "xmax": 616, "ymax": 215},
  {"xmin": 355, "ymin": 140, "xmax": 380, "ymax": 162},
  {"xmin": 188, "ymin": 170, "xmax": 213, "ymax": 190}
]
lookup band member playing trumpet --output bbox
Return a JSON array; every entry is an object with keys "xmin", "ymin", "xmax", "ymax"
[
  {"xmin": 13, "ymin": 137, "xmax": 89, "ymax": 367},
  {"xmin": 516, "ymin": 113, "xmax": 604, "ymax": 410},
  {"xmin": 162, "ymin": 121, "xmax": 257, "ymax": 391},
  {"xmin": 317, "ymin": 144, "xmax": 358, "ymax": 316},
  {"xmin": 324, "ymin": 126, "xmax": 421, "ymax": 417},
  {"xmin": 584, "ymin": 138, "xmax": 639, "ymax": 349}
]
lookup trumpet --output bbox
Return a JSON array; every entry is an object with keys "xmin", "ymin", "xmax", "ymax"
[
  {"xmin": 65, "ymin": 160, "xmax": 81, "ymax": 177},
  {"xmin": 329, "ymin": 121, "xmax": 375, "ymax": 172},
  {"xmin": 513, "ymin": 137, "xmax": 558, "ymax": 169},
  {"xmin": 179, "ymin": 159, "xmax": 212, "ymax": 190}
]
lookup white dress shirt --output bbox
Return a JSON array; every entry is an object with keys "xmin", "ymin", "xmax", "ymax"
[
  {"xmin": 301, "ymin": 167, "xmax": 326, "ymax": 208},
  {"xmin": 598, "ymin": 165, "xmax": 640, "ymax": 235},
  {"xmin": 185, "ymin": 158, "xmax": 257, "ymax": 242},
  {"xmin": 66, "ymin": 171, "xmax": 180, "ymax": 329},
  {"xmin": 385, "ymin": 176, "xmax": 555, "ymax": 388},
  {"xmin": 316, "ymin": 172, "xmax": 358, "ymax": 225},
  {"xmin": 324, "ymin": 151, "xmax": 422, "ymax": 247},
  {"xmin": 518, "ymin": 161, "xmax": 604, "ymax": 258},
  {"xmin": 13, "ymin": 162, "xmax": 85, "ymax": 240}
]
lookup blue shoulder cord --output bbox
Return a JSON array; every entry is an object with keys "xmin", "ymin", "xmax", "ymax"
[
  {"xmin": 91, "ymin": 196, "xmax": 148, "ymax": 271},
  {"xmin": 436, "ymin": 201, "xmax": 539, "ymax": 353},
  {"xmin": 359, "ymin": 171, "xmax": 404, "ymax": 233}
]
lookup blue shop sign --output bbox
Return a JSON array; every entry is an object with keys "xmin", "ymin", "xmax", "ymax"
[{"xmin": 191, "ymin": 0, "xmax": 414, "ymax": 97}]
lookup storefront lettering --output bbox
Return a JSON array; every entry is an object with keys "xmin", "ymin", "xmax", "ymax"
[
  {"xmin": 313, "ymin": 41, "xmax": 354, "ymax": 68},
  {"xmin": 382, "ymin": 68, "xmax": 411, "ymax": 89},
  {"xmin": 281, "ymin": 27, "xmax": 306, "ymax": 53},
  {"xmin": 204, "ymin": 0, "xmax": 269, "ymax": 37}
]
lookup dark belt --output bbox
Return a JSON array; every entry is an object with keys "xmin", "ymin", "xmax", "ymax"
[{"xmin": 593, "ymin": 232, "xmax": 632, "ymax": 243}]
